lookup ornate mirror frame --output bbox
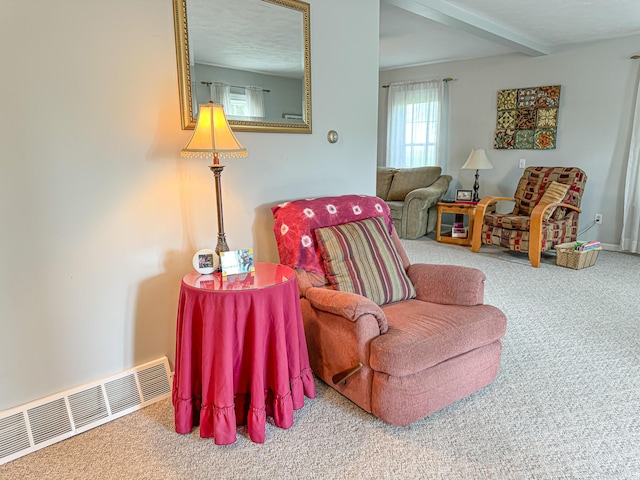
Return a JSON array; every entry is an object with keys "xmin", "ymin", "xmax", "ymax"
[{"xmin": 173, "ymin": 0, "xmax": 312, "ymax": 133}]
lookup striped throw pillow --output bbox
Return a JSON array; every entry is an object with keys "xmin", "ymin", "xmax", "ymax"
[
  {"xmin": 314, "ymin": 216, "xmax": 416, "ymax": 306},
  {"xmin": 539, "ymin": 181, "xmax": 570, "ymax": 221}
]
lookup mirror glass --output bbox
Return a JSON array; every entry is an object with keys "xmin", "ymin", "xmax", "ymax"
[{"xmin": 173, "ymin": 0, "xmax": 311, "ymax": 133}]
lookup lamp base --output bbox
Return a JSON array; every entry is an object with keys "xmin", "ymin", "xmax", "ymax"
[
  {"xmin": 215, "ymin": 234, "xmax": 229, "ymax": 256},
  {"xmin": 210, "ymin": 163, "xmax": 229, "ymax": 261},
  {"xmin": 472, "ymin": 169, "xmax": 480, "ymax": 203}
]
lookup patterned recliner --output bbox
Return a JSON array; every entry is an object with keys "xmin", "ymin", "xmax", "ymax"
[{"xmin": 471, "ymin": 166, "xmax": 587, "ymax": 267}]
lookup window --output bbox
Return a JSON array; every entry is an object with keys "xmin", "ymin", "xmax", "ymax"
[
  {"xmin": 210, "ymin": 83, "xmax": 264, "ymax": 119},
  {"xmin": 227, "ymin": 91, "xmax": 248, "ymax": 117},
  {"xmin": 386, "ymin": 80, "xmax": 446, "ymax": 168}
]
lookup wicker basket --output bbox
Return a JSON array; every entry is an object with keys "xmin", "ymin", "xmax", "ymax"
[{"xmin": 554, "ymin": 242, "xmax": 602, "ymax": 269}]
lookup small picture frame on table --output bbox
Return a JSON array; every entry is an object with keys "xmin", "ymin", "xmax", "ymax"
[
  {"xmin": 456, "ymin": 189, "xmax": 473, "ymax": 202},
  {"xmin": 192, "ymin": 249, "xmax": 219, "ymax": 274},
  {"xmin": 219, "ymin": 249, "xmax": 255, "ymax": 277}
]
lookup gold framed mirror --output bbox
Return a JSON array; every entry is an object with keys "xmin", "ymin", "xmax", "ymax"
[{"xmin": 173, "ymin": 0, "xmax": 311, "ymax": 133}]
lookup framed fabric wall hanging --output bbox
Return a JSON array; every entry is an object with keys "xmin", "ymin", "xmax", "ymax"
[{"xmin": 494, "ymin": 85, "xmax": 560, "ymax": 150}]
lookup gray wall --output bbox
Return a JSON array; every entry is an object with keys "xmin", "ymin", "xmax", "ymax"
[
  {"xmin": 0, "ymin": 0, "xmax": 379, "ymax": 410},
  {"xmin": 193, "ymin": 64, "xmax": 304, "ymax": 122},
  {"xmin": 379, "ymin": 34, "xmax": 640, "ymax": 248}
]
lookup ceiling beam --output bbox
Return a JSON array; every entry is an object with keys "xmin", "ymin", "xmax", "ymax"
[{"xmin": 383, "ymin": 0, "xmax": 550, "ymax": 57}]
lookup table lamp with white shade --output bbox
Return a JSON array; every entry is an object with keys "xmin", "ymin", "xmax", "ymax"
[
  {"xmin": 461, "ymin": 148, "xmax": 494, "ymax": 202},
  {"xmin": 181, "ymin": 102, "xmax": 247, "ymax": 255}
]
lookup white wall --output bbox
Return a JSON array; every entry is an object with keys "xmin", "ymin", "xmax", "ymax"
[
  {"xmin": 379, "ymin": 35, "xmax": 640, "ymax": 247},
  {"xmin": 0, "ymin": 0, "xmax": 379, "ymax": 410}
]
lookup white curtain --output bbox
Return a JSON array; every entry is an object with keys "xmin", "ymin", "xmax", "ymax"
[
  {"xmin": 210, "ymin": 82, "xmax": 230, "ymax": 109},
  {"xmin": 246, "ymin": 86, "xmax": 265, "ymax": 118},
  {"xmin": 386, "ymin": 79, "xmax": 445, "ymax": 168},
  {"xmin": 621, "ymin": 69, "xmax": 640, "ymax": 253}
]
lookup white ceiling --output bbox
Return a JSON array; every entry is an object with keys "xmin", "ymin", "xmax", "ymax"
[
  {"xmin": 380, "ymin": 0, "xmax": 640, "ymax": 69},
  {"xmin": 187, "ymin": 0, "xmax": 640, "ymax": 75},
  {"xmin": 188, "ymin": 0, "xmax": 304, "ymax": 78}
]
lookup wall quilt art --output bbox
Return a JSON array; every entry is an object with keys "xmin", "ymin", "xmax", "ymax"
[{"xmin": 494, "ymin": 85, "xmax": 561, "ymax": 150}]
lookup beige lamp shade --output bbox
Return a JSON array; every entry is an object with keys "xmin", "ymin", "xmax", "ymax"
[
  {"xmin": 461, "ymin": 148, "xmax": 494, "ymax": 170},
  {"xmin": 181, "ymin": 102, "xmax": 247, "ymax": 160}
]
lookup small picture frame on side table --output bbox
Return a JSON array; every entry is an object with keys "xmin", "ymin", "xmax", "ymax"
[
  {"xmin": 192, "ymin": 249, "xmax": 219, "ymax": 274},
  {"xmin": 220, "ymin": 249, "xmax": 255, "ymax": 277},
  {"xmin": 456, "ymin": 189, "xmax": 473, "ymax": 202}
]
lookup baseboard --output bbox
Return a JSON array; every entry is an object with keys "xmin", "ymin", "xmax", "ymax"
[{"xmin": 0, "ymin": 357, "xmax": 172, "ymax": 465}]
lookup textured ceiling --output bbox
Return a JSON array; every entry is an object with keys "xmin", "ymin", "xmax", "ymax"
[
  {"xmin": 446, "ymin": 0, "xmax": 640, "ymax": 45},
  {"xmin": 187, "ymin": 0, "xmax": 304, "ymax": 78},
  {"xmin": 380, "ymin": 2, "xmax": 513, "ymax": 68},
  {"xmin": 186, "ymin": 0, "xmax": 640, "ymax": 75},
  {"xmin": 380, "ymin": 0, "xmax": 640, "ymax": 69}
]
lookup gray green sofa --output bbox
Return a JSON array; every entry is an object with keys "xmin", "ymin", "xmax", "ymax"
[{"xmin": 376, "ymin": 166, "xmax": 452, "ymax": 239}]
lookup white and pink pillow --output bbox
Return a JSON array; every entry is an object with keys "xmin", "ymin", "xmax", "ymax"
[{"xmin": 271, "ymin": 195, "xmax": 394, "ymax": 275}]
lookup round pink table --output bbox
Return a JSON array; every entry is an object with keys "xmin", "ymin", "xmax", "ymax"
[{"xmin": 172, "ymin": 262, "xmax": 315, "ymax": 445}]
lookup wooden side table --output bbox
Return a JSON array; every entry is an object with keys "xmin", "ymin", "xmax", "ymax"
[{"xmin": 435, "ymin": 202, "xmax": 476, "ymax": 246}]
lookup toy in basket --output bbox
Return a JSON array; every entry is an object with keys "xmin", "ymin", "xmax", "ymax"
[{"xmin": 554, "ymin": 241, "xmax": 601, "ymax": 269}]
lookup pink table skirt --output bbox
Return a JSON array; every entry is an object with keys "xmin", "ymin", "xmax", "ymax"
[{"xmin": 172, "ymin": 265, "xmax": 315, "ymax": 445}]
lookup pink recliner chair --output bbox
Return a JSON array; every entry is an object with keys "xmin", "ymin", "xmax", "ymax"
[{"xmin": 272, "ymin": 195, "xmax": 507, "ymax": 426}]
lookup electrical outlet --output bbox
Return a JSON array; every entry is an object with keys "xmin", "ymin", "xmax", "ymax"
[
  {"xmin": 595, "ymin": 213, "xmax": 603, "ymax": 224},
  {"xmin": 519, "ymin": 158, "xmax": 526, "ymax": 168}
]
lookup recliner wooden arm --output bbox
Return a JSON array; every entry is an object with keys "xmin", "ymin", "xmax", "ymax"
[
  {"xmin": 529, "ymin": 201, "xmax": 582, "ymax": 222},
  {"xmin": 471, "ymin": 196, "xmax": 516, "ymax": 252},
  {"xmin": 528, "ymin": 202, "xmax": 582, "ymax": 267}
]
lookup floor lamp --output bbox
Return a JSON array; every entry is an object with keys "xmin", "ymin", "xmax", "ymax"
[
  {"xmin": 181, "ymin": 102, "xmax": 247, "ymax": 255},
  {"xmin": 461, "ymin": 148, "xmax": 494, "ymax": 202}
]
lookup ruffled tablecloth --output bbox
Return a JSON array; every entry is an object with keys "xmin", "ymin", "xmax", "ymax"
[{"xmin": 172, "ymin": 263, "xmax": 315, "ymax": 445}]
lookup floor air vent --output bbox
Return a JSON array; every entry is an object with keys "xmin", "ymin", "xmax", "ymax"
[{"xmin": 0, "ymin": 357, "xmax": 171, "ymax": 465}]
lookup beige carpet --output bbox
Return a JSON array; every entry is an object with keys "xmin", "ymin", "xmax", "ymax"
[{"xmin": 2, "ymin": 238, "xmax": 639, "ymax": 480}]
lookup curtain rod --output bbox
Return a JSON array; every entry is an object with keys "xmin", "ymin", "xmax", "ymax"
[
  {"xmin": 200, "ymin": 81, "xmax": 270, "ymax": 93},
  {"xmin": 382, "ymin": 78, "xmax": 454, "ymax": 88}
]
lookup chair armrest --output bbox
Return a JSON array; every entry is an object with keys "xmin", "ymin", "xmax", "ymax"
[
  {"xmin": 407, "ymin": 263, "xmax": 485, "ymax": 306},
  {"xmin": 471, "ymin": 196, "xmax": 516, "ymax": 252},
  {"xmin": 476, "ymin": 196, "xmax": 516, "ymax": 212},
  {"xmin": 305, "ymin": 287, "xmax": 388, "ymax": 333},
  {"xmin": 404, "ymin": 175, "xmax": 452, "ymax": 205},
  {"xmin": 528, "ymin": 202, "xmax": 583, "ymax": 267},
  {"xmin": 474, "ymin": 196, "xmax": 516, "ymax": 226},
  {"xmin": 530, "ymin": 201, "xmax": 581, "ymax": 222}
]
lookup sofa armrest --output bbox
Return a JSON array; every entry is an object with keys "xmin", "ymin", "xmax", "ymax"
[
  {"xmin": 404, "ymin": 175, "xmax": 452, "ymax": 205},
  {"xmin": 407, "ymin": 263, "xmax": 485, "ymax": 306},
  {"xmin": 305, "ymin": 287, "xmax": 389, "ymax": 333}
]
